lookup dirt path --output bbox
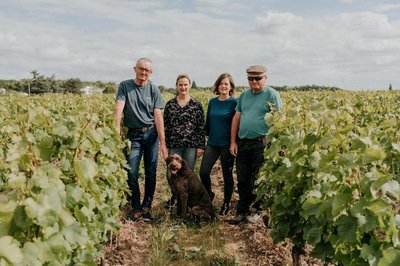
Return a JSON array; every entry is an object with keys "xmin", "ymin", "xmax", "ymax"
[{"xmin": 102, "ymin": 158, "xmax": 323, "ymax": 266}]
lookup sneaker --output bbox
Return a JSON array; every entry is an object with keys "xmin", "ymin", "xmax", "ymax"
[
  {"xmin": 164, "ymin": 195, "xmax": 177, "ymax": 209},
  {"xmin": 142, "ymin": 208, "xmax": 153, "ymax": 222},
  {"xmin": 228, "ymin": 213, "xmax": 246, "ymax": 225},
  {"xmin": 245, "ymin": 213, "xmax": 261, "ymax": 224},
  {"xmin": 219, "ymin": 202, "xmax": 230, "ymax": 216},
  {"xmin": 128, "ymin": 211, "xmax": 142, "ymax": 222}
]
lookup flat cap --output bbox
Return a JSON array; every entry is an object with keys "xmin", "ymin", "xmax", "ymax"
[{"xmin": 246, "ymin": 64, "xmax": 267, "ymax": 77}]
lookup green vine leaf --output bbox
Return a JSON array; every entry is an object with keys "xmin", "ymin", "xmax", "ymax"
[
  {"xmin": 74, "ymin": 158, "xmax": 98, "ymax": 186},
  {"xmin": 0, "ymin": 236, "xmax": 23, "ymax": 264}
]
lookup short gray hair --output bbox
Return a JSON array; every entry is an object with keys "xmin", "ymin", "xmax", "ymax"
[{"xmin": 136, "ymin": 57, "xmax": 152, "ymax": 67}]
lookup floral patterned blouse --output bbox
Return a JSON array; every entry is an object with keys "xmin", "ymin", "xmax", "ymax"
[{"xmin": 164, "ymin": 97, "xmax": 206, "ymax": 149}]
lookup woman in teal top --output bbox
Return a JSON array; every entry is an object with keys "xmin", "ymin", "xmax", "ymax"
[{"xmin": 199, "ymin": 73, "xmax": 237, "ymax": 215}]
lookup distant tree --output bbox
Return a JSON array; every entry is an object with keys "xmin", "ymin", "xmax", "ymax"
[
  {"xmin": 0, "ymin": 79, "xmax": 22, "ymax": 92},
  {"xmin": 28, "ymin": 70, "xmax": 57, "ymax": 94},
  {"xmin": 29, "ymin": 70, "xmax": 43, "ymax": 93},
  {"xmin": 63, "ymin": 78, "xmax": 82, "ymax": 94},
  {"xmin": 94, "ymin": 80, "xmax": 104, "ymax": 89},
  {"xmin": 49, "ymin": 74, "xmax": 61, "ymax": 93},
  {"xmin": 389, "ymin": 83, "xmax": 392, "ymax": 90},
  {"xmin": 28, "ymin": 70, "xmax": 49, "ymax": 94},
  {"xmin": 103, "ymin": 82, "xmax": 117, "ymax": 94},
  {"xmin": 192, "ymin": 80, "xmax": 198, "ymax": 89}
]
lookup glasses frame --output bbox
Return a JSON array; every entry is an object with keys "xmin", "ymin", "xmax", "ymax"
[
  {"xmin": 137, "ymin": 66, "xmax": 152, "ymax": 73},
  {"xmin": 247, "ymin": 76, "xmax": 265, "ymax": 81}
]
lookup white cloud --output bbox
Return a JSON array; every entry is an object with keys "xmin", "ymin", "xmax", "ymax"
[
  {"xmin": 0, "ymin": 32, "xmax": 17, "ymax": 42},
  {"xmin": 0, "ymin": 0, "xmax": 399, "ymax": 90},
  {"xmin": 333, "ymin": 12, "xmax": 396, "ymax": 37},
  {"xmin": 376, "ymin": 3, "xmax": 400, "ymax": 13},
  {"xmin": 255, "ymin": 12, "xmax": 303, "ymax": 34}
]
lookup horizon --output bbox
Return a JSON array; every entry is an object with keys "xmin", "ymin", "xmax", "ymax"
[{"xmin": 0, "ymin": 75, "xmax": 394, "ymax": 91}]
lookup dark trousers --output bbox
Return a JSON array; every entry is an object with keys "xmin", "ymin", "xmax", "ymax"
[
  {"xmin": 199, "ymin": 144, "xmax": 235, "ymax": 203},
  {"xmin": 235, "ymin": 140, "xmax": 265, "ymax": 215}
]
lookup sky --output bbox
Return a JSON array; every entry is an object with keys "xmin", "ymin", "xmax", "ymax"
[{"xmin": 1, "ymin": 0, "xmax": 399, "ymax": 90}]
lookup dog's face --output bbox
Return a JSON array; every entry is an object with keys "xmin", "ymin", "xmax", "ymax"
[{"xmin": 166, "ymin": 154, "xmax": 183, "ymax": 175}]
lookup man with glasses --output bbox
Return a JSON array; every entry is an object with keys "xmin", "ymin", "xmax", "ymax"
[
  {"xmin": 229, "ymin": 64, "xmax": 282, "ymax": 224},
  {"xmin": 115, "ymin": 57, "xmax": 168, "ymax": 222}
]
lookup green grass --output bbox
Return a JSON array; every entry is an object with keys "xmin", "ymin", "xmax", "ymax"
[{"xmin": 147, "ymin": 219, "xmax": 238, "ymax": 265}]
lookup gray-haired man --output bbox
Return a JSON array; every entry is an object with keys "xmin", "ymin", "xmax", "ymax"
[{"xmin": 229, "ymin": 64, "xmax": 283, "ymax": 224}]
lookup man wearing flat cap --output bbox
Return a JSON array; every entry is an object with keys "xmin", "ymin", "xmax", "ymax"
[{"xmin": 229, "ymin": 64, "xmax": 282, "ymax": 224}]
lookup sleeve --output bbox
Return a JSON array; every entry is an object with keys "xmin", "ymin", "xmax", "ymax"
[
  {"xmin": 116, "ymin": 82, "xmax": 126, "ymax": 102},
  {"xmin": 152, "ymin": 84, "xmax": 165, "ymax": 109},
  {"xmin": 195, "ymin": 102, "xmax": 206, "ymax": 149},
  {"xmin": 204, "ymin": 100, "xmax": 211, "ymax": 136},
  {"xmin": 272, "ymin": 92, "xmax": 283, "ymax": 111},
  {"xmin": 235, "ymin": 93, "xmax": 243, "ymax": 112},
  {"xmin": 163, "ymin": 101, "xmax": 172, "ymax": 147}
]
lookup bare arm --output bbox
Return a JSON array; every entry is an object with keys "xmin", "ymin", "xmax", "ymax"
[
  {"xmin": 115, "ymin": 100, "xmax": 125, "ymax": 134},
  {"xmin": 230, "ymin": 112, "xmax": 240, "ymax": 157},
  {"xmin": 154, "ymin": 108, "xmax": 168, "ymax": 160}
]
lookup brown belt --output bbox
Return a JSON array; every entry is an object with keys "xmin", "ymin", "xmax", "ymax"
[{"xmin": 129, "ymin": 125, "xmax": 154, "ymax": 134}]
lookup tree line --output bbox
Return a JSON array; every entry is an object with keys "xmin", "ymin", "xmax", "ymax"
[
  {"xmin": 0, "ymin": 70, "xmax": 343, "ymax": 95},
  {"xmin": 0, "ymin": 70, "xmax": 116, "ymax": 94}
]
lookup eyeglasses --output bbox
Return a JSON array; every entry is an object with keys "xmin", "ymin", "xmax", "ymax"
[
  {"xmin": 247, "ymin": 76, "xmax": 264, "ymax": 81},
  {"xmin": 137, "ymin": 66, "xmax": 152, "ymax": 73}
]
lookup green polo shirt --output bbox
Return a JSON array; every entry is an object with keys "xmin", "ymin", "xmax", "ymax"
[{"xmin": 236, "ymin": 86, "xmax": 282, "ymax": 139}]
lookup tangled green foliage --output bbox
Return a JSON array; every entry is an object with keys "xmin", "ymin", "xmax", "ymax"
[
  {"xmin": 258, "ymin": 90, "xmax": 400, "ymax": 266},
  {"xmin": 0, "ymin": 94, "xmax": 129, "ymax": 265}
]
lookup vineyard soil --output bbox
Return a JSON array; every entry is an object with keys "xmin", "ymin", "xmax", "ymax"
[{"xmin": 102, "ymin": 155, "xmax": 325, "ymax": 266}]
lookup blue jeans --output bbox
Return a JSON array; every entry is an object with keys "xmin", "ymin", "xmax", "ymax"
[
  {"xmin": 235, "ymin": 140, "xmax": 265, "ymax": 215},
  {"xmin": 126, "ymin": 127, "xmax": 159, "ymax": 212},
  {"xmin": 166, "ymin": 147, "xmax": 197, "ymax": 182},
  {"xmin": 199, "ymin": 144, "xmax": 234, "ymax": 203}
]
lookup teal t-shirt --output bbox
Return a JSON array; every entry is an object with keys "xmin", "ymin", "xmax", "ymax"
[
  {"xmin": 205, "ymin": 96, "xmax": 237, "ymax": 147},
  {"xmin": 116, "ymin": 79, "xmax": 164, "ymax": 128},
  {"xmin": 236, "ymin": 86, "xmax": 282, "ymax": 139}
]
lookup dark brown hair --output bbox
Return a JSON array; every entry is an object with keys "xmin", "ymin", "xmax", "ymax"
[{"xmin": 212, "ymin": 73, "xmax": 235, "ymax": 96}]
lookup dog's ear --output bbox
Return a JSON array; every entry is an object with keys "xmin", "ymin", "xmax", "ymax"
[
  {"xmin": 179, "ymin": 158, "xmax": 191, "ymax": 177},
  {"xmin": 165, "ymin": 155, "xmax": 171, "ymax": 165}
]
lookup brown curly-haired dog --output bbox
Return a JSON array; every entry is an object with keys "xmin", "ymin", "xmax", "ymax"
[{"xmin": 166, "ymin": 154, "xmax": 215, "ymax": 221}]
